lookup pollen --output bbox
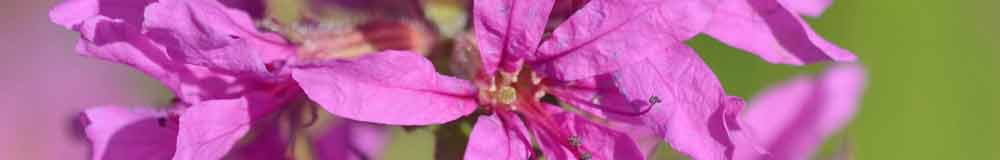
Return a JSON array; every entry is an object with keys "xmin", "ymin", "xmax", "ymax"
[{"xmin": 496, "ymin": 86, "xmax": 518, "ymax": 105}]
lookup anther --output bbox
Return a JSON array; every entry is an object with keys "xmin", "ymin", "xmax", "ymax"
[
  {"xmin": 569, "ymin": 136, "xmax": 583, "ymax": 147},
  {"xmin": 591, "ymin": 95, "xmax": 602, "ymax": 105},
  {"xmin": 534, "ymin": 90, "xmax": 546, "ymax": 100},
  {"xmin": 496, "ymin": 86, "xmax": 518, "ymax": 105},
  {"xmin": 649, "ymin": 96, "xmax": 662, "ymax": 106}
]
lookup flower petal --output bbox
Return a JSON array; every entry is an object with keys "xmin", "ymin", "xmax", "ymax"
[
  {"xmin": 173, "ymin": 98, "xmax": 252, "ymax": 160},
  {"xmin": 734, "ymin": 64, "xmax": 865, "ymax": 159},
  {"xmin": 473, "ymin": 0, "xmax": 555, "ymax": 75},
  {"xmin": 51, "ymin": 0, "xmax": 294, "ymax": 105},
  {"xmin": 313, "ymin": 119, "xmax": 391, "ymax": 160},
  {"xmin": 143, "ymin": 0, "xmax": 292, "ymax": 75},
  {"xmin": 780, "ymin": 0, "xmax": 832, "ymax": 17},
  {"xmin": 554, "ymin": 44, "xmax": 737, "ymax": 159},
  {"xmin": 81, "ymin": 106, "xmax": 177, "ymax": 160},
  {"xmin": 705, "ymin": 0, "xmax": 855, "ymax": 65},
  {"xmin": 547, "ymin": 106, "xmax": 646, "ymax": 160},
  {"xmin": 292, "ymin": 51, "xmax": 478, "ymax": 125},
  {"xmin": 464, "ymin": 114, "xmax": 533, "ymax": 160},
  {"xmin": 531, "ymin": 0, "xmax": 720, "ymax": 81}
]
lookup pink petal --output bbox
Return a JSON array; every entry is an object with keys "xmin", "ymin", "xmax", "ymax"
[
  {"xmin": 780, "ymin": 0, "xmax": 832, "ymax": 17},
  {"xmin": 734, "ymin": 64, "xmax": 865, "ymax": 159},
  {"xmin": 143, "ymin": 0, "xmax": 292, "ymax": 75},
  {"xmin": 313, "ymin": 119, "xmax": 391, "ymax": 160},
  {"xmin": 291, "ymin": 51, "xmax": 478, "ymax": 125},
  {"xmin": 531, "ymin": 0, "xmax": 720, "ymax": 81},
  {"xmin": 173, "ymin": 98, "xmax": 252, "ymax": 160},
  {"xmin": 464, "ymin": 114, "xmax": 533, "ymax": 160},
  {"xmin": 705, "ymin": 0, "xmax": 855, "ymax": 65},
  {"xmin": 554, "ymin": 44, "xmax": 737, "ymax": 159},
  {"xmin": 546, "ymin": 106, "xmax": 645, "ymax": 160},
  {"xmin": 81, "ymin": 106, "xmax": 178, "ymax": 160},
  {"xmin": 51, "ymin": 0, "xmax": 293, "ymax": 104},
  {"xmin": 473, "ymin": 0, "xmax": 555, "ymax": 75}
]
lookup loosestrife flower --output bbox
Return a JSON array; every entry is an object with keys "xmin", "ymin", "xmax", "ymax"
[
  {"xmin": 732, "ymin": 64, "xmax": 866, "ymax": 160},
  {"xmin": 49, "ymin": 0, "xmax": 432, "ymax": 159},
  {"xmin": 292, "ymin": 0, "xmax": 764, "ymax": 159}
]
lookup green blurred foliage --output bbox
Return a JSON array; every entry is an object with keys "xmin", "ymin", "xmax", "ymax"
[{"xmin": 688, "ymin": 0, "xmax": 1000, "ymax": 159}]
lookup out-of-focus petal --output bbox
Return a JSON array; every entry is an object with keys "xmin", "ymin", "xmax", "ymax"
[
  {"xmin": 173, "ymin": 98, "xmax": 252, "ymax": 160},
  {"xmin": 546, "ymin": 105, "xmax": 646, "ymax": 160},
  {"xmin": 313, "ymin": 119, "xmax": 391, "ymax": 160},
  {"xmin": 553, "ymin": 44, "xmax": 737, "ymax": 159},
  {"xmin": 473, "ymin": 0, "xmax": 555, "ymax": 75},
  {"xmin": 705, "ymin": 0, "xmax": 855, "ymax": 65},
  {"xmin": 733, "ymin": 64, "xmax": 865, "ymax": 160},
  {"xmin": 292, "ymin": 51, "xmax": 478, "ymax": 125},
  {"xmin": 82, "ymin": 106, "xmax": 178, "ymax": 160},
  {"xmin": 464, "ymin": 114, "xmax": 533, "ymax": 160},
  {"xmin": 531, "ymin": 0, "xmax": 720, "ymax": 81},
  {"xmin": 143, "ymin": 0, "xmax": 292, "ymax": 75},
  {"xmin": 51, "ymin": 0, "xmax": 293, "ymax": 105}
]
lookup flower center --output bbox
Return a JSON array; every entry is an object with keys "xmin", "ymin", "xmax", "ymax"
[{"xmin": 476, "ymin": 68, "xmax": 595, "ymax": 159}]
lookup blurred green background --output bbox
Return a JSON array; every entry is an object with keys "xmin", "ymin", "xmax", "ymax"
[{"xmin": 2, "ymin": 0, "xmax": 997, "ymax": 159}]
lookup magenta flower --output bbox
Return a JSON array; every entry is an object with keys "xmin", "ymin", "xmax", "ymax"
[
  {"xmin": 705, "ymin": 0, "xmax": 856, "ymax": 65},
  {"xmin": 50, "ymin": 0, "xmax": 416, "ymax": 159},
  {"xmin": 291, "ymin": 0, "xmax": 760, "ymax": 159},
  {"xmin": 731, "ymin": 64, "xmax": 866, "ymax": 160}
]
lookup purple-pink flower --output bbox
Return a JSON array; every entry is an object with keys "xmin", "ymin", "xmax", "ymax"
[
  {"xmin": 49, "ymin": 0, "xmax": 862, "ymax": 159},
  {"xmin": 731, "ymin": 64, "xmax": 866, "ymax": 160},
  {"xmin": 49, "ymin": 0, "xmax": 427, "ymax": 159}
]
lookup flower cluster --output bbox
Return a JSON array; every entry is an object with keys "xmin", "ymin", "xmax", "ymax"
[{"xmin": 50, "ymin": 0, "xmax": 866, "ymax": 159}]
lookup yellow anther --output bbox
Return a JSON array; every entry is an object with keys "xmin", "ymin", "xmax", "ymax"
[{"xmin": 496, "ymin": 86, "xmax": 518, "ymax": 105}]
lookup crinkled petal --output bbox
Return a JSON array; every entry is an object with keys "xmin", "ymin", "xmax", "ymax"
[
  {"xmin": 143, "ymin": 0, "xmax": 292, "ymax": 75},
  {"xmin": 52, "ymin": 0, "xmax": 293, "ymax": 105},
  {"xmin": 553, "ymin": 44, "xmax": 736, "ymax": 159},
  {"xmin": 313, "ymin": 119, "xmax": 391, "ymax": 160},
  {"xmin": 173, "ymin": 98, "xmax": 252, "ymax": 160},
  {"xmin": 82, "ymin": 106, "xmax": 177, "ymax": 160},
  {"xmin": 545, "ymin": 105, "xmax": 645, "ymax": 160},
  {"xmin": 531, "ymin": 0, "xmax": 720, "ymax": 81},
  {"xmin": 733, "ymin": 64, "xmax": 865, "ymax": 160},
  {"xmin": 705, "ymin": 0, "xmax": 855, "ymax": 65},
  {"xmin": 464, "ymin": 114, "xmax": 533, "ymax": 160},
  {"xmin": 473, "ymin": 0, "xmax": 555, "ymax": 75},
  {"xmin": 292, "ymin": 51, "xmax": 478, "ymax": 125}
]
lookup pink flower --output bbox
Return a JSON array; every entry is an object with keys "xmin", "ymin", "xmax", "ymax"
[
  {"xmin": 731, "ymin": 64, "xmax": 866, "ymax": 160},
  {"xmin": 292, "ymin": 0, "xmax": 747, "ymax": 159},
  {"xmin": 49, "ymin": 0, "xmax": 413, "ymax": 159}
]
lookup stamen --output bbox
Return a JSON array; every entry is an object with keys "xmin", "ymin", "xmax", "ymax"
[
  {"xmin": 648, "ymin": 96, "xmax": 662, "ymax": 105},
  {"xmin": 534, "ymin": 90, "xmax": 546, "ymax": 100},
  {"xmin": 591, "ymin": 95, "xmax": 601, "ymax": 105},
  {"xmin": 568, "ymin": 136, "xmax": 582, "ymax": 147},
  {"xmin": 531, "ymin": 71, "xmax": 543, "ymax": 85},
  {"xmin": 497, "ymin": 86, "xmax": 518, "ymax": 105}
]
